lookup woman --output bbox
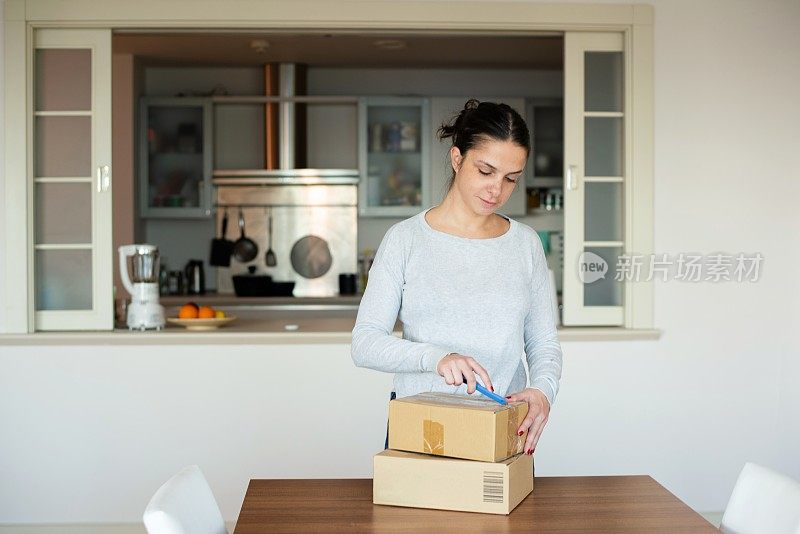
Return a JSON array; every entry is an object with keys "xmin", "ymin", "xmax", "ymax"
[{"xmin": 351, "ymin": 99, "xmax": 563, "ymax": 457}]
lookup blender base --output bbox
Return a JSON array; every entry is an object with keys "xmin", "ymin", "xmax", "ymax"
[{"xmin": 126, "ymin": 302, "xmax": 165, "ymax": 331}]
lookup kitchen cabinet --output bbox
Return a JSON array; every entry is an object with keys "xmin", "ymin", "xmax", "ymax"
[
  {"xmin": 138, "ymin": 97, "xmax": 213, "ymax": 218},
  {"xmin": 428, "ymin": 97, "xmax": 527, "ymax": 216},
  {"xmin": 358, "ymin": 97, "xmax": 431, "ymax": 217}
]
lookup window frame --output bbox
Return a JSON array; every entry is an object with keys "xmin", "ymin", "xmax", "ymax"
[{"xmin": 1, "ymin": 0, "xmax": 655, "ymax": 334}]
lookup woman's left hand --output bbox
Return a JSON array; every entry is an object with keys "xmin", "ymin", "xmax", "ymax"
[{"xmin": 505, "ymin": 388, "xmax": 550, "ymax": 455}]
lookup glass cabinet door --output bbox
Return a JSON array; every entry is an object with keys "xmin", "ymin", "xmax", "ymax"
[
  {"xmin": 563, "ymin": 32, "xmax": 626, "ymax": 326},
  {"xmin": 358, "ymin": 97, "xmax": 430, "ymax": 217},
  {"xmin": 33, "ymin": 29, "xmax": 113, "ymax": 330},
  {"xmin": 525, "ymin": 98, "xmax": 565, "ymax": 217},
  {"xmin": 139, "ymin": 97, "xmax": 212, "ymax": 218},
  {"xmin": 528, "ymin": 99, "xmax": 564, "ymax": 185}
]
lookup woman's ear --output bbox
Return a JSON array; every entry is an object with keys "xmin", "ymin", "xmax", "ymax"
[{"xmin": 450, "ymin": 146, "xmax": 463, "ymax": 174}]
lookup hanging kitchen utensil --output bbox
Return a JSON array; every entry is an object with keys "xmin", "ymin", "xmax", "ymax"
[
  {"xmin": 232, "ymin": 207, "xmax": 258, "ymax": 263},
  {"xmin": 209, "ymin": 208, "xmax": 235, "ymax": 267},
  {"xmin": 265, "ymin": 208, "xmax": 277, "ymax": 267},
  {"xmin": 290, "ymin": 235, "xmax": 333, "ymax": 279}
]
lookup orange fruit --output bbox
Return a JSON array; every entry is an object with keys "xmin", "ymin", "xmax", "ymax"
[
  {"xmin": 198, "ymin": 306, "xmax": 215, "ymax": 319},
  {"xmin": 178, "ymin": 303, "xmax": 199, "ymax": 319}
]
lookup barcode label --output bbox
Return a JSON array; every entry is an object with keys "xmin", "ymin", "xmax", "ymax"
[{"xmin": 483, "ymin": 471, "xmax": 504, "ymax": 503}]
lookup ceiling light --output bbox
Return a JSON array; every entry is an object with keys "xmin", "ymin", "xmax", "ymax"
[
  {"xmin": 373, "ymin": 39, "xmax": 407, "ymax": 50},
  {"xmin": 250, "ymin": 39, "xmax": 270, "ymax": 53}
]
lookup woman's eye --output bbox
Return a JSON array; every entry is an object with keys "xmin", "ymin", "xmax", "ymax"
[
  {"xmin": 479, "ymin": 170, "xmax": 492, "ymax": 176},
  {"xmin": 506, "ymin": 176, "xmax": 518, "ymax": 183}
]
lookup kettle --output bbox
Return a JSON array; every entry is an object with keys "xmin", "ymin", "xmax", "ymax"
[{"xmin": 184, "ymin": 259, "xmax": 206, "ymax": 295}]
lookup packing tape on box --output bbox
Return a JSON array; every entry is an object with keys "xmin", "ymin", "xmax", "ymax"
[
  {"xmin": 413, "ymin": 393, "xmax": 503, "ymax": 409},
  {"xmin": 423, "ymin": 419, "xmax": 445, "ymax": 455},
  {"xmin": 507, "ymin": 406, "xmax": 526, "ymax": 456}
]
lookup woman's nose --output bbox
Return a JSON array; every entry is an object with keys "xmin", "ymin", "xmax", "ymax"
[{"xmin": 487, "ymin": 177, "xmax": 502, "ymax": 197}]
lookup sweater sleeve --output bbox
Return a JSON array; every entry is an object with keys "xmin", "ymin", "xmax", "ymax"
[
  {"xmin": 351, "ymin": 224, "xmax": 451, "ymax": 374},
  {"xmin": 523, "ymin": 234, "xmax": 564, "ymax": 406}
]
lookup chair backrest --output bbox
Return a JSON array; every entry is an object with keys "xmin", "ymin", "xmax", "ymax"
[
  {"xmin": 720, "ymin": 462, "xmax": 800, "ymax": 534},
  {"xmin": 143, "ymin": 465, "xmax": 228, "ymax": 534}
]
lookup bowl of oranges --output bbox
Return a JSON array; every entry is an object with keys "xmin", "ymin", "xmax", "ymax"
[{"xmin": 166, "ymin": 303, "xmax": 236, "ymax": 331}]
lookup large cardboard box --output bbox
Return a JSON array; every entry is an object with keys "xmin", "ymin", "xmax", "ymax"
[
  {"xmin": 388, "ymin": 392, "xmax": 529, "ymax": 462},
  {"xmin": 373, "ymin": 449, "xmax": 534, "ymax": 515}
]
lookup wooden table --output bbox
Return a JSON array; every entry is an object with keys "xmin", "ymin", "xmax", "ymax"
[{"xmin": 234, "ymin": 476, "xmax": 716, "ymax": 533}]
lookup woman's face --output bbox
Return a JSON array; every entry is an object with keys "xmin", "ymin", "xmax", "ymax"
[{"xmin": 450, "ymin": 138, "xmax": 528, "ymax": 214}]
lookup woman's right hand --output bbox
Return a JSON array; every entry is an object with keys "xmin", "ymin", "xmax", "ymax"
[{"xmin": 436, "ymin": 353, "xmax": 494, "ymax": 395}]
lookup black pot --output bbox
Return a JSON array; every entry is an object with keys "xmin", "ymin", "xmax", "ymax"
[
  {"xmin": 232, "ymin": 266, "xmax": 272, "ymax": 297},
  {"xmin": 266, "ymin": 281, "xmax": 295, "ymax": 297}
]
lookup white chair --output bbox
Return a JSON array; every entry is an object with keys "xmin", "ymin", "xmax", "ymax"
[
  {"xmin": 720, "ymin": 462, "xmax": 800, "ymax": 534},
  {"xmin": 143, "ymin": 465, "xmax": 228, "ymax": 534}
]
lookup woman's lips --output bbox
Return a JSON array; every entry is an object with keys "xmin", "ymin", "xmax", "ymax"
[{"xmin": 479, "ymin": 198, "xmax": 498, "ymax": 208}]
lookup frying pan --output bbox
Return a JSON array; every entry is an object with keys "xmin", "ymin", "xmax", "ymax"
[{"xmin": 232, "ymin": 208, "xmax": 258, "ymax": 263}]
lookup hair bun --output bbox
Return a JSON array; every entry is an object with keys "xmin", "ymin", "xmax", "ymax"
[
  {"xmin": 436, "ymin": 98, "xmax": 529, "ymax": 159},
  {"xmin": 463, "ymin": 98, "xmax": 480, "ymax": 111}
]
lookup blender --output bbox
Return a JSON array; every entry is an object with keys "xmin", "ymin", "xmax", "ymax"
[{"xmin": 118, "ymin": 244, "xmax": 166, "ymax": 330}]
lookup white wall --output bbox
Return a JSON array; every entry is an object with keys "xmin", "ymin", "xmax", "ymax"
[
  {"xmin": 647, "ymin": 0, "xmax": 800, "ymax": 507},
  {"xmin": 0, "ymin": 344, "xmax": 396, "ymax": 523},
  {"xmin": 2, "ymin": 0, "xmax": 800, "ymax": 524}
]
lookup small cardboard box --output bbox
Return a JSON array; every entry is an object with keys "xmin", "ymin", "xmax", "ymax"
[
  {"xmin": 373, "ymin": 449, "xmax": 534, "ymax": 515},
  {"xmin": 388, "ymin": 392, "xmax": 529, "ymax": 462}
]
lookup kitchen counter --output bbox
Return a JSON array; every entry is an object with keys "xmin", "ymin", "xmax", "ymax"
[
  {"xmin": 0, "ymin": 294, "xmax": 661, "ymax": 346},
  {"xmin": 0, "ymin": 303, "xmax": 661, "ymax": 347},
  {"xmin": 159, "ymin": 293, "xmax": 363, "ymax": 309},
  {"xmin": 0, "ymin": 309, "xmax": 376, "ymax": 346}
]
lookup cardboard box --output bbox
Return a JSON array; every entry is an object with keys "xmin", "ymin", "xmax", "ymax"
[
  {"xmin": 373, "ymin": 449, "xmax": 534, "ymax": 515},
  {"xmin": 388, "ymin": 392, "xmax": 529, "ymax": 462}
]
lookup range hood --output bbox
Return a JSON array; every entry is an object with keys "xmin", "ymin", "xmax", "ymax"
[
  {"xmin": 212, "ymin": 168, "xmax": 358, "ymax": 185},
  {"xmin": 213, "ymin": 62, "xmax": 358, "ymax": 184}
]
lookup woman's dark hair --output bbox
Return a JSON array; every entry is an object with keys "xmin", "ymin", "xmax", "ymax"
[{"xmin": 437, "ymin": 99, "xmax": 531, "ymax": 191}]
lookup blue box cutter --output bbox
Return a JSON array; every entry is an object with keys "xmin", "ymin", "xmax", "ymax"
[
  {"xmin": 475, "ymin": 382, "xmax": 508, "ymax": 405},
  {"xmin": 461, "ymin": 374, "xmax": 507, "ymax": 405}
]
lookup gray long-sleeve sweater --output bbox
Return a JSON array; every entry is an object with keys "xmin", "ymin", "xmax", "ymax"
[{"xmin": 351, "ymin": 208, "xmax": 563, "ymax": 405}]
